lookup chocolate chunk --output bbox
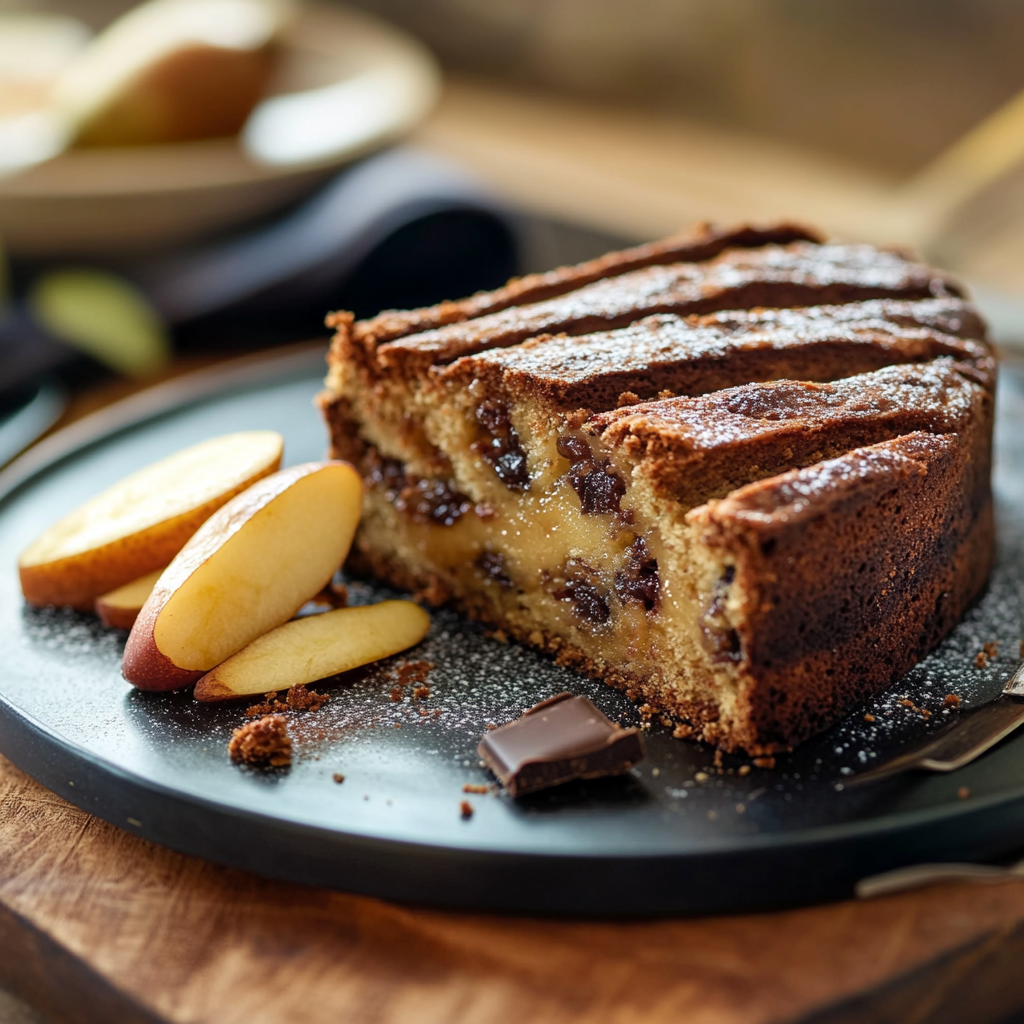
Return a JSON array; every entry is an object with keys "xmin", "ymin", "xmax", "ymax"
[
  {"xmin": 478, "ymin": 692, "xmax": 645, "ymax": 796},
  {"xmin": 368, "ymin": 454, "xmax": 472, "ymax": 526},
  {"xmin": 614, "ymin": 536, "xmax": 660, "ymax": 611},
  {"xmin": 553, "ymin": 560, "xmax": 610, "ymax": 623},
  {"xmin": 472, "ymin": 400, "xmax": 530, "ymax": 491},
  {"xmin": 698, "ymin": 566, "xmax": 742, "ymax": 663},
  {"xmin": 557, "ymin": 433, "xmax": 626, "ymax": 515},
  {"xmin": 476, "ymin": 549, "xmax": 513, "ymax": 587}
]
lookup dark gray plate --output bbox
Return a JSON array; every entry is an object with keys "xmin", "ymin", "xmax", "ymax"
[{"xmin": 1, "ymin": 347, "xmax": 1023, "ymax": 917}]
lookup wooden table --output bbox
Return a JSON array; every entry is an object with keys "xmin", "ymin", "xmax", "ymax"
[{"xmin": 1, "ymin": 749, "xmax": 1024, "ymax": 1024}]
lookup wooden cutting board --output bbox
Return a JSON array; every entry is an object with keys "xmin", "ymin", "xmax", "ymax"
[{"xmin": 1, "ymin": 752, "xmax": 1024, "ymax": 1024}]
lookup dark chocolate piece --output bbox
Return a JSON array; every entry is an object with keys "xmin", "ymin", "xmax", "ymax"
[{"xmin": 478, "ymin": 693, "xmax": 645, "ymax": 796}]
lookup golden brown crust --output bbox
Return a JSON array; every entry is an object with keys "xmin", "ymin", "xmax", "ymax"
[
  {"xmin": 586, "ymin": 361, "xmax": 991, "ymax": 505},
  {"xmin": 688, "ymin": 432, "xmax": 993, "ymax": 750},
  {"xmin": 367, "ymin": 242, "xmax": 962, "ymax": 375},
  {"xmin": 438, "ymin": 298, "xmax": 994, "ymax": 414},
  {"xmin": 335, "ymin": 222, "xmax": 822, "ymax": 348}
]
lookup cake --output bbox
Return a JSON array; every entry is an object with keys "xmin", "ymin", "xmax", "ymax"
[{"xmin": 318, "ymin": 222, "xmax": 996, "ymax": 755}]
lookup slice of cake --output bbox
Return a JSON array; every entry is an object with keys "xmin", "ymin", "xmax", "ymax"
[{"xmin": 318, "ymin": 225, "xmax": 996, "ymax": 754}]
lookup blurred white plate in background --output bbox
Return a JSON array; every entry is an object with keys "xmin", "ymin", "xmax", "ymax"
[{"xmin": 0, "ymin": 3, "xmax": 440, "ymax": 256}]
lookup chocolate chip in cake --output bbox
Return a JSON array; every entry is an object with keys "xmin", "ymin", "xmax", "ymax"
[
  {"xmin": 472, "ymin": 400, "xmax": 530, "ymax": 491},
  {"xmin": 614, "ymin": 536, "xmax": 660, "ymax": 611},
  {"xmin": 557, "ymin": 434, "xmax": 626, "ymax": 515},
  {"xmin": 476, "ymin": 548, "xmax": 513, "ymax": 587},
  {"xmin": 553, "ymin": 560, "xmax": 610, "ymax": 624},
  {"xmin": 368, "ymin": 453, "xmax": 473, "ymax": 527},
  {"xmin": 699, "ymin": 566, "xmax": 742, "ymax": 663}
]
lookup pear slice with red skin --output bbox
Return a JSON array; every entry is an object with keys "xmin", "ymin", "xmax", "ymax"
[
  {"xmin": 194, "ymin": 601, "xmax": 430, "ymax": 702},
  {"xmin": 123, "ymin": 461, "xmax": 362, "ymax": 691},
  {"xmin": 95, "ymin": 568, "xmax": 165, "ymax": 630},
  {"xmin": 19, "ymin": 430, "xmax": 283, "ymax": 610}
]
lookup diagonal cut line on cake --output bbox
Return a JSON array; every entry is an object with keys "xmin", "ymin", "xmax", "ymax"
[
  {"xmin": 335, "ymin": 221, "xmax": 822, "ymax": 348},
  {"xmin": 319, "ymin": 225, "xmax": 996, "ymax": 754}
]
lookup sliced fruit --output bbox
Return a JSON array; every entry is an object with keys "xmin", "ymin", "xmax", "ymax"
[
  {"xmin": 29, "ymin": 269, "xmax": 170, "ymax": 377},
  {"xmin": 52, "ymin": 0, "xmax": 292, "ymax": 147},
  {"xmin": 19, "ymin": 430, "xmax": 283, "ymax": 610},
  {"xmin": 95, "ymin": 568, "xmax": 164, "ymax": 630},
  {"xmin": 194, "ymin": 601, "xmax": 431, "ymax": 701},
  {"xmin": 123, "ymin": 460, "xmax": 363, "ymax": 692}
]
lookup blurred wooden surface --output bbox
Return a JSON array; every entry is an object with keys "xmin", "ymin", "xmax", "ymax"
[
  {"xmin": 414, "ymin": 75, "xmax": 1024, "ymax": 298},
  {"xmin": 3, "ymin": 749, "xmax": 1024, "ymax": 1024},
  {"xmin": 414, "ymin": 75, "xmax": 899, "ymax": 246}
]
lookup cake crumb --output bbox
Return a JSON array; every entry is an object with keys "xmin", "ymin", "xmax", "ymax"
[
  {"xmin": 286, "ymin": 684, "xmax": 329, "ymax": 712},
  {"xmin": 672, "ymin": 723, "xmax": 695, "ymax": 740},
  {"xmin": 462, "ymin": 784, "xmax": 490, "ymax": 794},
  {"xmin": 975, "ymin": 651, "xmax": 989, "ymax": 669},
  {"xmin": 460, "ymin": 800, "xmax": 474, "ymax": 819},
  {"xmin": 245, "ymin": 692, "xmax": 281, "ymax": 717},
  {"xmin": 485, "ymin": 722, "xmax": 496, "ymax": 730},
  {"xmin": 389, "ymin": 686, "xmax": 404, "ymax": 702},
  {"xmin": 332, "ymin": 773, "xmax": 345, "ymax": 784},
  {"xmin": 983, "ymin": 641, "xmax": 999, "ymax": 659},
  {"xmin": 393, "ymin": 722, "xmax": 402, "ymax": 728},
  {"xmin": 488, "ymin": 628, "xmax": 509, "ymax": 644},
  {"xmin": 694, "ymin": 772, "xmax": 709, "ymax": 783},
  {"xmin": 943, "ymin": 694, "xmax": 961, "ymax": 708},
  {"xmin": 659, "ymin": 716, "xmax": 673, "ymax": 728},
  {"xmin": 899, "ymin": 698, "xmax": 931, "ymax": 718},
  {"xmin": 229, "ymin": 715, "xmax": 291, "ymax": 767},
  {"xmin": 638, "ymin": 703, "xmax": 655, "ymax": 720},
  {"xmin": 737, "ymin": 764, "xmax": 751, "ymax": 776},
  {"xmin": 397, "ymin": 660, "xmax": 433, "ymax": 687},
  {"xmin": 412, "ymin": 685, "xmax": 431, "ymax": 700},
  {"xmin": 864, "ymin": 713, "xmax": 876, "ymax": 722},
  {"xmin": 958, "ymin": 786, "xmax": 970, "ymax": 800},
  {"xmin": 657, "ymin": 389, "xmax": 675, "ymax": 400},
  {"xmin": 713, "ymin": 749, "xmax": 724, "ymax": 769},
  {"xmin": 752, "ymin": 756, "xmax": 776, "ymax": 769},
  {"xmin": 617, "ymin": 390, "xmax": 640, "ymax": 408}
]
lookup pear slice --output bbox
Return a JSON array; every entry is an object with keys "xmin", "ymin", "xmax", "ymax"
[
  {"xmin": 19, "ymin": 430, "xmax": 283, "ymax": 610},
  {"xmin": 194, "ymin": 601, "xmax": 430, "ymax": 702},
  {"xmin": 123, "ymin": 460, "xmax": 362, "ymax": 692},
  {"xmin": 52, "ymin": 0, "xmax": 293, "ymax": 147},
  {"xmin": 95, "ymin": 568, "xmax": 164, "ymax": 630}
]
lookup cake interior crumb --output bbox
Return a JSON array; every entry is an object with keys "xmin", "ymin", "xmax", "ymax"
[{"xmin": 229, "ymin": 715, "xmax": 292, "ymax": 767}]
